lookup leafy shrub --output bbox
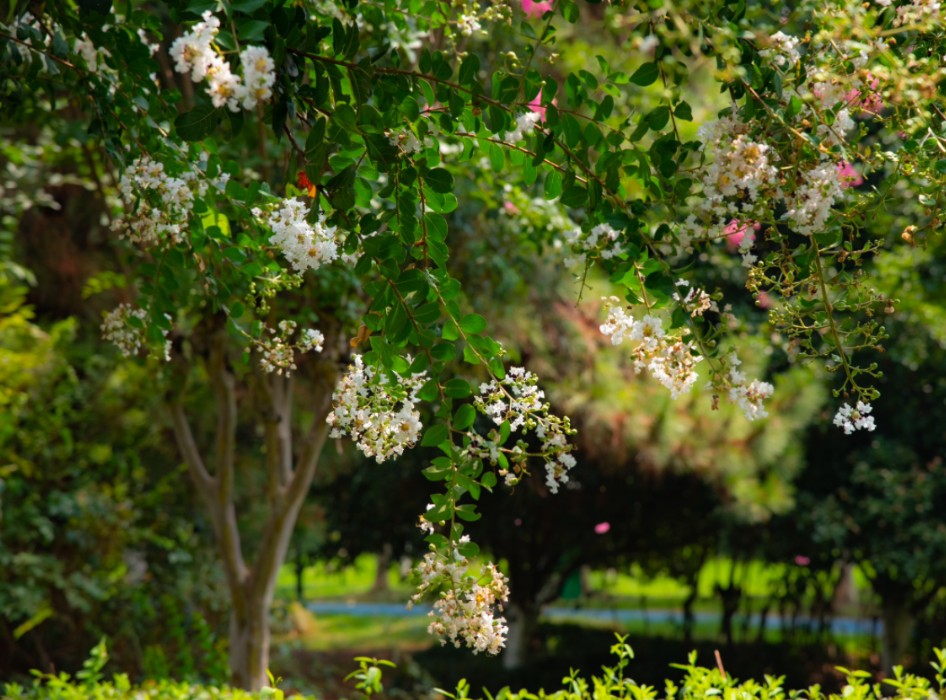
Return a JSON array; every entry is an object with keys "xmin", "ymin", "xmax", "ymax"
[
  {"xmin": 434, "ymin": 637, "xmax": 946, "ymax": 700},
  {"xmin": 6, "ymin": 637, "xmax": 945, "ymax": 700},
  {"xmin": 1, "ymin": 640, "xmax": 312, "ymax": 700}
]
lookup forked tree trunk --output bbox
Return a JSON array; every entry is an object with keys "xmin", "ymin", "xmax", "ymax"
[{"xmin": 169, "ymin": 333, "xmax": 335, "ymax": 690}]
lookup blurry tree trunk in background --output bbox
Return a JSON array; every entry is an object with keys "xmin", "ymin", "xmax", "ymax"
[
  {"xmin": 371, "ymin": 543, "xmax": 393, "ymax": 594},
  {"xmin": 716, "ymin": 561, "xmax": 742, "ymax": 648},
  {"xmin": 503, "ymin": 602, "xmax": 540, "ymax": 671},
  {"xmin": 294, "ymin": 545, "xmax": 306, "ymax": 602},
  {"xmin": 832, "ymin": 562, "xmax": 858, "ymax": 612},
  {"xmin": 880, "ymin": 595, "xmax": 915, "ymax": 674},
  {"xmin": 168, "ymin": 331, "xmax": 334, "ymax": 690}
]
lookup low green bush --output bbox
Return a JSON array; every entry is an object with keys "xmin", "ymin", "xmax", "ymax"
[
  {"xmin": 441, "ymin": 638, "xmax": 946, "ymax": 700},
  {"xmin": 1, "ymin": 640, "xmax": 313, "ymax": 700},
  {"xmin": 5, "ymin": 637, "xmax": 945, "ymax": 700}
]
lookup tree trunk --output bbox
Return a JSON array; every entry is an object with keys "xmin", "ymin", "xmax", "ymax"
[
  {"xmin": 503, "ymin": 602, "xmax": 539, "ymax": 670},
  {"xmin": 880, "ymin": 597, "xmax": 914, "ymax": 674},
  {"xmin": 168, "ymin": 341, "xmax": 335, "ymax": 691},
  {"xmin": 229, "ymin": 592, "xmax": 271, "ymax": 691},
  {"xmin": 372, "ymin": 543, "xmax": 393, "ymax": 594},
  {"xmin": 682, "ymin": 585, "xmax": 697, "ymax": 646},
  {"xmin": 295, "ymin": 547, "xmax": 305, "ymax": 603}
]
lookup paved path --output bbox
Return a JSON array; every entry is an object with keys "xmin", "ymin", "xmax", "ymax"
[{"xmin": 305, "ymin": 601, "xmax": 881, "ymax": 636}]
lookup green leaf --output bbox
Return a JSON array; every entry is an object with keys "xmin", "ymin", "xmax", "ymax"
[
  {"xmin": 231, "ymin": 0, "xmax": 268, "ymax": 12},
  {"xmin": 444, "ymin": 378, "xmax": 472, "ymax": 398},
  {"xmin": 458, "ymin": 54, "xmax": 480, "ymax": 87},
  {"xmin": 175, "ymin": 104, "xmax": 221, "ymax": 141},
  {"xmin": 424, "ymin": 167, "xmax": 454, "ymax": 194},
  {"xmin": 459, "ymin": 313, "xmax": 486, "ymax": 335},
  {"xmin": 454, "ymin": 404, "xmax": 476, "ymax": 430},
  {"xmin": 421, "ymin": 423, "xmax": 450, "ymax": 448},
  {"xmin": 544, "ymin": 170, "xmax": 563, "ymax": 200},
  {"xmin": 630, "ymin": 62, "xmax": 659, "ymax": 87},
  {"xmin": 488, "ymin": 143, "xmax": 505, "ymax": 172},
  {"xmin": 674, "ymin": 101, "xmax": 693, "ymax": 121}
]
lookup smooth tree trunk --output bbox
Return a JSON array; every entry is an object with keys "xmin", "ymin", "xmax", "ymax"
[
  {"xmin": 503, "ymin": 602, "xmax": 540, "ymax": 670},
  {"xmin": 229, "ymin": 593, "xmax": 271, "ymax": 690},
  {"xmin": 169, "ymin": 333, "xmax": 334, "ymax": 690}
]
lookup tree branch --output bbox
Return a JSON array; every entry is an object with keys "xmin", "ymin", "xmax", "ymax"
[
  {"xmin": 249, "ymin": 363, "xmax": 336, "ymax": 605},
  {"xmin": 168, "ymin": 398, "xmax": 215, "ymax": 505},
  {"xmin": 207, "ymin": 333, "xmax": 249, "ymax": 593}
]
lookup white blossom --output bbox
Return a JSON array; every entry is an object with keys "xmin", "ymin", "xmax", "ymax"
[
  {"xmin": 255, "ymin": 198, "xmax": 339, "ymax": 274},
  {"xmin": 412, "ymin": 548, "xmax": 509, "ymax": 655},
  {"xmin": 833, "ymin": 401, "xmax": 877, "ymax": 434},
  {"xmin": 473, "ymin": 366, "xmax": 576, "ymax": 493},
  {"xmin": 327, "ymin": 355, "xmax": 427, "ymax": 463},
  {"xmin": 503, "ymin": 111, "xmax": 541, "ymax": 143}
]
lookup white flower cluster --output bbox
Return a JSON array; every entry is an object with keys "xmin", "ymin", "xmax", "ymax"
[
  {"xmin": 473, "ymin": 367, "xmax": 577, "ymax": 493},
  {"xmin": 457, "ymin": 14, "xmax": 482, "ymax": 36},
  {"xmin": 389, "ymin": 128, "xmax": 434, "ymax": 155},
  {"xmin": 684, "ymin": 78, "xmax": 862, "ymax": 249},
  {"xmin": 327, "ymin": 355, "xmax": 427, "ymax": 463},
  {"xmin": 255, "ymin": 320, "xmax": 325, "ymax": 375},
  {"xmin": 894, "ymin": 0, "xmax": 941, "ymax": 26},
  {"xmin": 102, "ymin": 303, "xmax": 148, "ymax": 356},
  {"xmin": 253, "ymin": 198, "xmax": 339, "ymax": 274},
  {"xmin": 74, "ymin": 33, "xmax": 111, "ymax": 74},
  {"xmin": 412, "ymin": 545, "xmax": 509, "ymax": 655},
  {"xmin": 503, "ymin": 111, "xmax": 541, "ymax": 143},
  {"xmin": 762, "ymin": 31, "xmax": 802, "ymax": 68},
  {"xmin": 600, "ymin": 298, "xmax": 703, "ymax": 399},
  {"xmin": 784, "ymin": 162, "xmax": 845, "ymax": 236},
  {"xmin": 169, "ymin": 11, "xmax": 275, "ymax": 112},
  {"xmin": 7, "ymin": 13, "xmax": 60, "ymax": 67},
  {"xmin": 727, "ymin": 355, "xmax": 775, "ymax": 422},
  {"xmin": 562, "ymin": 222, "xmax": 624, "ymax": 264},
  {"xmin": 833, "ymin": 401, "xmax": 876, "ymax": 434},
  {"xmin": 114, "ymin": 155, "xmax": 213, "ymax": 247},
  {"xmin": 673, "ymin": 279, "xmax": 716, "ymax": 318},
  {"xmin": 101, "ymin": 303, "xmax": 170, "ymax": 360}
]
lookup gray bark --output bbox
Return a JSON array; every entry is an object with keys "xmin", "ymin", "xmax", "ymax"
[{"xmin": 168, "ymin": 334, "xmax": 335, "ymax": 690}]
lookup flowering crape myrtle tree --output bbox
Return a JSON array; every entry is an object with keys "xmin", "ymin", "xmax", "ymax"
[{"xmin": 3, "ymin": 0, "xmax": 945, "ymax": 688}]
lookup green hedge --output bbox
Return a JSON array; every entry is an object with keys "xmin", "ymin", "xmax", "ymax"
[{"xmin": 5, "ymin": 638, "xmax": 946, "ymax": 700}]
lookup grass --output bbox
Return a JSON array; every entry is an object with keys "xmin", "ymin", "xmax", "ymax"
[
  {"xmin": 276, "ymin": 554, "xmax": 874, "ymax": 616},
  {"xmin": 276, "ymin": 554, "xmax": 413, "ymax": 602}
]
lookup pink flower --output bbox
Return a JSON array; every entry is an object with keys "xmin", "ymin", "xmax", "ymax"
[
  {"xmin": 522, "ymin": 0, "xmax": 553, "ymax": 18},
  {"xmin": 756, "ymin": 291, "xmax": 773, "ymax": 310},
  {"xmin": 503, "ymin": 201, "xmax": 520, "ymax": 214},
  {"xmin": 529, "ymin": 91, "xmax": 547, "ymax": 121},
  {"xmin": 837, "ymin": 161, "xmax": 863, "ymax": 188},
  {"xmin": 724, "ymin": 219, "xmax": 758, "ymax": 251},
  {"xmin": 794, "ymin": 555, "xmax": 810, "ymax": 566},
  {"xmin": 844, "ymin": 75, "xmax": 884, "ymax": 116},
  {"xmin": 594, "ymin": 522, "xmax": 611, "ymax": 535}
]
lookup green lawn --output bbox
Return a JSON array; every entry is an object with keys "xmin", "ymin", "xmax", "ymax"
[{"xmin": 277, "ymin": 554, "xmax": 872, "ymax": 614}]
